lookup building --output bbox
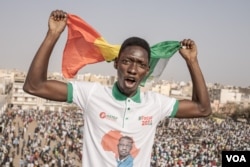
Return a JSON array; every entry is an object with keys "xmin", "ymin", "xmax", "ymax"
[
  {"xmin": 11, "ymin": 71, "xmax": 72, "ymax": 112},
  {"xmin": 1, "ymin": 68, "xmax": 250, "ymax": 115},
  {"xmin": 10, "ymin": 71, "xmax": 116, "ymax": 112}
]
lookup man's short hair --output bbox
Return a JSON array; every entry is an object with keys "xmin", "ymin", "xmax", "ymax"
[
  {"xmin": 119, "ymin": 136, "xmax": 134, "ymax": 144},
  {"xmin": 118, "ymin": 37, "xmax": 151, "ymax": 62}
]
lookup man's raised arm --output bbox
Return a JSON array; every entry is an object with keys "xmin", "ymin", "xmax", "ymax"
[
  {"xmin": 176, "ymin": 39, "xmax": 212, "ymax": 118},
  {"xmin": 23, "ymin": 10, "xmax": 68, "ymax": 102}
]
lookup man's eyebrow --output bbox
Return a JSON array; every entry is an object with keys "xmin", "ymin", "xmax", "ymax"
[{"xmin": 127, "ymin": 56, "xmax": 147, "ymax": 63}]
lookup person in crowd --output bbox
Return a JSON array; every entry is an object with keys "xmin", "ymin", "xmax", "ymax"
[{"xmin": 23, "ymin": 9, "xmax": 211, "ymax": 166}]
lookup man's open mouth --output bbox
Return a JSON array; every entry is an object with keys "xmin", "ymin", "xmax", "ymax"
[{"xmin": 125, "ymin": 78, "xmax": 136, "ymax": 88}]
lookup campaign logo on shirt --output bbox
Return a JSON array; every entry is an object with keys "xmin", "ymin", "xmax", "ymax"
[
  {"xmin": 100, "ymin": 112, "xmax": 118, "ymax": 122},
  {"xmin": 138, "ymin": 116, "xmax": 152, "ymax": 126}
]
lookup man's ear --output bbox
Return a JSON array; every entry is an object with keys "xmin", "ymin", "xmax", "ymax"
[{"xmin": 114, "ymin": 58, "xmax": 118, "ymax": 69}]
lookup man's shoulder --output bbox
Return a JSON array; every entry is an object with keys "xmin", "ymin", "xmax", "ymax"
[
  {"xmin": 142, "ymin": 90, "xmax": 176, "ymax": 102},
  {"xmin": 142, "ymin": 90, "xmax": 167, "ymax": 98},
  {"xmin": 71, "ymin": 81, "xmax": 108, "ymax": 88}
]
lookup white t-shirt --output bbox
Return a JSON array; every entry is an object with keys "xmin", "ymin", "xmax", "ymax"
[{"xmin": 68, "ymin": 81, "xmax": 178, "ymax": 167}]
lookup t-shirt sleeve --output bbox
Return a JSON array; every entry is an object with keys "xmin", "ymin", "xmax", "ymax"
[
  {"xmin": 67, "ymin": 81, "xmax": 97, "ymax": 110},
  {"xmin": 67, "ymin": 82, "xmax": 73, "ymax": 103},
  {"xmin": 169, "ymin": 100, "xmax": 179, "ymax": 118},
  {"xmin": 155, "ymin": 93, "xmax": 178, "ymax": 119}
]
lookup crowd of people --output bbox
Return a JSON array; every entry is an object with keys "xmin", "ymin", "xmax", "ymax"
[
  {"xmin": 0, "ymin": 108, "xmax": 83, "ymax": 167},
  {"xmin": 0, "ymin": 107, "xmax": 249, "ymax": 167},
  {"xmin": 151, "ymin": 117, "xmax": 249, "ymax": 166}
]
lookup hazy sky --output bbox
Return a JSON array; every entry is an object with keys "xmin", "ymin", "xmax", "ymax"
[{"xmin": 1, "ymin": 1, "xmax": 250, "ymax": 87}]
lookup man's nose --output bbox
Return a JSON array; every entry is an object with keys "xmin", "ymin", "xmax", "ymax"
[{"xmin": 128, "ymin": 63, "xmax": 137, "ymax": 74}]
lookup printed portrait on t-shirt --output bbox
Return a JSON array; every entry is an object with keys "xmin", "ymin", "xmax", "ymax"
[
  {"xmin": 101, "ymin": 130, "xmax": 139, "ymax": 167},
  {"xmin": 116, "ymin": 136, "xmax": 134, "ymax": 167}
]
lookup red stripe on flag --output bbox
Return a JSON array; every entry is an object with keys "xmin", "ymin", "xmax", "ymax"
[{"xmin": 62, "ymin": 14, "xmax": 105, "ymax": 78}]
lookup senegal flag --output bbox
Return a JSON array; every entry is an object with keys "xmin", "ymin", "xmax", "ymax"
[{"xmin": 62, "ymin": 14, "xmax": 181, "ymax": 86}]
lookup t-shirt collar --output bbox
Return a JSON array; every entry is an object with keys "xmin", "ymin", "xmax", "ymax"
[{"xmin": 112, "ymin": 82, "xmax": 141, "ymax": 103}]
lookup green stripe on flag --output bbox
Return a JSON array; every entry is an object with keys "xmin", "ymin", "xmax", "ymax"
[{"xmin": 141, "ymin": 41, "xmax": 181, "ymax": 86}]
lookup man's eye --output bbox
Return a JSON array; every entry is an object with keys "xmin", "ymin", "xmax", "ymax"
[
  {"xmin": 122, "ymin": 59, "xmax": 130, "ymax": 64},
  {"xmin": 140, "ymin": 64, "xmax": 147, "ymax": 68}
]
